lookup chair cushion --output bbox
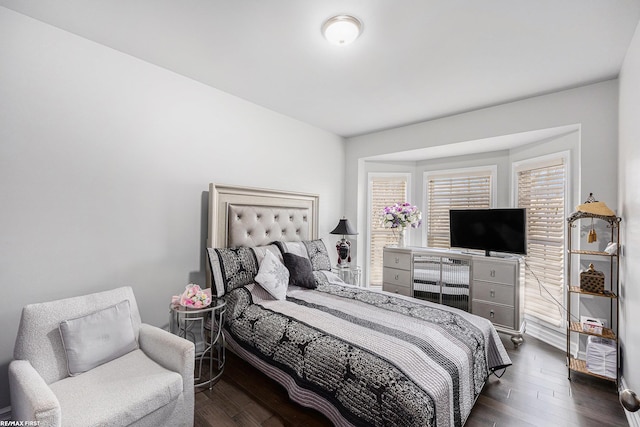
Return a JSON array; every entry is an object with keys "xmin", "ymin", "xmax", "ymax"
[
  {"xmin": 14, "ymin": 286, "xmax": 142, "ymax": 385},
  {"xmin": 49, "ymin": 349, "xmax": 183, "ymax": 427},
  {"xmin": 59, "ymin": 300, "xmax": 138, "ymax": 375}
]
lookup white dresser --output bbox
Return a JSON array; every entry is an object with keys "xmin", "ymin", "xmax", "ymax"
[
  {"xmin": 470, "ymin": 256, "xmax": 525, "ymax": 346},
  {"xmin": 382, "ymin": 246, "xmax": 525, "ymax": 346},
  {"xmin": 382, "ymin": 247, "xmax": 413, "ymax": 297}
]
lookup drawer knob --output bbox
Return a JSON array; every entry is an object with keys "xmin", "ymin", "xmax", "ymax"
[
  {"xmin": 394, "ymin": 257, "xmax": 400, "ymax": 264},
  {"xmin": 490, "ymin": 269, "xmax": 496, "ymax": 278},
  {"xmin": 490, "ymin": 290, "xmax": 495, "ymax": 298},
  {"xmin": 394, "ymin": 274, "xmax": 399, "ymax": 280},
  {"xmin": 490, "ymin": 310, "xmax": 495, "ymax": 318}
]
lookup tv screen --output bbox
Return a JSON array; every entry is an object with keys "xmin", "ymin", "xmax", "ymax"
[{"xmin": 449, "ymin": 208, "xmax": 527, "ymax": 256}]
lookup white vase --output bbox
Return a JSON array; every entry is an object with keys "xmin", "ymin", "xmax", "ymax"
[{"xmin": 397, "ymin": 228, "xmax": 406, "ymax": 247}]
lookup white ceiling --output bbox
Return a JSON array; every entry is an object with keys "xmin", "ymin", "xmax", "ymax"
[{"xmin": 2, "ymin": 1, "xmax": 639, "ymax": 137}]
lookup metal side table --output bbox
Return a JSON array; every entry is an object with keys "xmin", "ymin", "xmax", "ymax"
[{"xmin": 169, "ymin": 298, "xmax": 226, "ymax": 389}]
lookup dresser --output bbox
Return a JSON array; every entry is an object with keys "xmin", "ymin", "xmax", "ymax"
[
  {"xmin": 382, "ymin": 246, "xmax": 525, "ymax": 346},
  {"xmin": 382, "ymin": 247, "xmax": 412, "ymax": 297},
  {"xmin": 471, "ymin": 256, "xmax": 525, "ymax": 346}
]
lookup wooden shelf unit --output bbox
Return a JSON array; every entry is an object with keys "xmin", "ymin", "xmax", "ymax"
[
  {"xmin": 568, "ymin": 321, "xmax": 616, "ymax": 340},
  {"xmin": 568, "ymin": 286, "xmax": 617, "ymax": 298},
  {"xmin": 566, "ymin": 212, "xmax": 621, "ymax": 384}
]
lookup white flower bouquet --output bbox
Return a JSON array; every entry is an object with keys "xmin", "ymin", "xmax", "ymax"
[{"xmin": 380, "ymin": 202, "xmax": 422, "ymax": 230}]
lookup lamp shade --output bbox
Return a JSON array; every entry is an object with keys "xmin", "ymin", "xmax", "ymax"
[{"xmin": 330, "ymin": 218, "xmax": 357, "ymax": 235}]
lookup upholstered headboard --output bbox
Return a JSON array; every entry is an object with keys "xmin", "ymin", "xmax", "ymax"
[
  {"xmin": 207, "ymin": 183, "xmax": 319, "ymax": 249},
  {"xmin": 206, "ymin": 183, "xmax": 321, "ymax": 292}
]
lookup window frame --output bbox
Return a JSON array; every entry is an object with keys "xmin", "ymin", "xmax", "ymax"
[
  {"xmin": 423, "ymin": 165, "xmax": 497, "ymax": 248},
  {"xmin": 512, "ymin": 151, "xmax": 570, "ymax": 336},
  {"xmin": 366, "ymin": 172, "xmax": 411, "ymax": 287}
]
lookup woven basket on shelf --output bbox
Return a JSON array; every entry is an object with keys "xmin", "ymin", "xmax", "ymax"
[{"xmin": 580, "ymin": 263, "xmax": 605, "ymax": 293}]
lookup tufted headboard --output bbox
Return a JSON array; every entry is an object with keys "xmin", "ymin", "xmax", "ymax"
[{"xmin": 207, "ymin": 183, "xmax": 319, "ymax": 249}]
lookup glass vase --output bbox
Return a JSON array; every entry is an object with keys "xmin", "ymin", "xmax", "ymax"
[{"xmin": 397, "ymin": 228, "xmax": 406, "ymax": 247}]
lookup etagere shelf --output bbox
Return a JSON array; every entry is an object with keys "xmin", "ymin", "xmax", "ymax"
[{"xmin": 566, "ymin": 210, "xmax": 621, "ymax": 383}]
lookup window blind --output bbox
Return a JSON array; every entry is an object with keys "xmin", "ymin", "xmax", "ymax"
[
  {"xmin": 369, "ymin": 176, "xmax": 408, "ymax": 286},
  {"xmin": 516, "ymin": 159, "xmax": 566, "ymax": 327},
  {"xmin": 426, "ymin": 172, "xmax": 492, "ymax": 248}
]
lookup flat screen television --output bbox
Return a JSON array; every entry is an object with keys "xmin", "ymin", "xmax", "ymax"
[{"xmin": 449, "ymin": 208, "xmax": 527, "ymax": 256}]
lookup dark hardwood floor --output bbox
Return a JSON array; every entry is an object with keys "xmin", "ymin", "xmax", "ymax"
[{"xmin": 195, "ymin": 334, "xmax": 628, "ymax": 426}]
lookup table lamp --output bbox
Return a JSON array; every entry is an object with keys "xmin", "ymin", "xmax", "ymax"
[{"xmin": 330, "ymin": 217, "xmax": 357, "ymax": 268}]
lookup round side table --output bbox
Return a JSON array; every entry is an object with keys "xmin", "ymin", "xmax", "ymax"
[
  {"xmin": 169, "ymin": 298, "xmax": 226, "ymax": 389},
  {"xmin": 333, "ymin": 265, "xmax": 362, "ymax": 286}
]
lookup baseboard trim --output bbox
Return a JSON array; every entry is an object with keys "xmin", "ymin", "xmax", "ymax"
[
  {"xmin": 621, "ymin": 377, "xmax": 640, "ymax": 427},
  {"xmin": 522, "ymin": 319, "xmax": 565, "ymax": 351},
  {"xmin": 0, "ymin": 406, "xmax": 11, "ymax": 421}
]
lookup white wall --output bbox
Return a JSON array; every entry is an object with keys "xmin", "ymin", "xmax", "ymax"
[
  {"xmin": 619, "ymin": 18, "xmax": 640, "ymax": 411},
  {"xmin": 0, "ymin": 7, "xmax": 345, "ymax": 408}
]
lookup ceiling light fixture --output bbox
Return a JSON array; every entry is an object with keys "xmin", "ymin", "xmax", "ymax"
[{"xmin": 322, "ymin": 15, "xmax": 362, "ymax": 46}]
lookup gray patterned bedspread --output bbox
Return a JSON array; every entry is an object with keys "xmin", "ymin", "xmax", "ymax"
[{"xmin": 224, "ymin": 277, "xmax": 511, "ymax": 427}]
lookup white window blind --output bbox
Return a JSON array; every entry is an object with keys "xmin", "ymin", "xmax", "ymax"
[
  {"xmin": 369, "ymin": 175, "xmax": 408, "ymax": 286},
  {"xmin": 516, "ymin": 158, "xmax": 566, "ymax": 327},
  {"xmin": 426, "ymin": 171, "xmax": 492, "ymax": 248}
]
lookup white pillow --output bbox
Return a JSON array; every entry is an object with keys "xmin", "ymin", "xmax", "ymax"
[
  {"xmin": 255, "ymin": 250, "xmax": 289, "ymax": 300},
  {"xmin": 59, "ymin": 299, "xmax": 138, "ymax": 376}
]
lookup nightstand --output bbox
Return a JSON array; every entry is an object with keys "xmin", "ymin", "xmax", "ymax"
[
  {"xmin": 334, "ymin": 265, "xmax": 362, "ymax": 287},
  {"xmin": 169, "ymin": 298, "xmax": 226, "ymax": 389}
]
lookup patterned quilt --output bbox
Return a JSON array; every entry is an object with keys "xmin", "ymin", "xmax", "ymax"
[{"xmin": 223, "ymin": 276, "xmax": 511, "ymax": 427}]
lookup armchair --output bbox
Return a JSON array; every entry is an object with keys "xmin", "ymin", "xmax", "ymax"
[{"xmin": 9, "ymin": 286, "xmax": 195, "ymax": 427}]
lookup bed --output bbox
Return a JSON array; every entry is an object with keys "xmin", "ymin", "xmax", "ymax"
[{"xmin": 206, "ymin": 184, "xmax": 511, "ymax": 427}]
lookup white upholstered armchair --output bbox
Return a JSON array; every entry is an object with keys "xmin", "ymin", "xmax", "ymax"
[{"xmin": 9, "ymin": 286, "xmax": 195, "ymax": 427}]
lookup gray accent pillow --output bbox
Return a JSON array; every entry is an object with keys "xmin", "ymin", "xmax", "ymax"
[
  {"xmin": 283, "ymin": 252, "xmax": 317, "ymax": 289},
  {"xmin": 59, "ymin": 299, "xmax": 138, "ymax": 376}
]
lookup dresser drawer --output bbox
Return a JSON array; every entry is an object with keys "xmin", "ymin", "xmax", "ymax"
[
  {"xmin": 473, "ymin": 260, "xmax": 517, "ymax": 285},
  {"xmin": 383, "ymin": 250, "xmax": 412, "ymax": 270},
  {"xmin": 383, "ymin": 267, "xmax": 411, "ymax": 287},
  {"xmin": 472, "ymin": 301, "xmax": 515, "ymax": 329},
  {"xmin": 383, "ymin": 282, "xmax": 412, "ymax": 297},
  {"xmin": 472, "ymin": 281, "xmax": 514, "ymax": 306}
]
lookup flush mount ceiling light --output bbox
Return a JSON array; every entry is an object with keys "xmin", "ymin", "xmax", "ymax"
[{"xmin": 322, "ymin": 15, "xmax": 362, "ymax": 46}]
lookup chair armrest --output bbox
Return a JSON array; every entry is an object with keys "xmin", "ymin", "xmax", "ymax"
[
  {"xmin": 138, "ymin": 323, "xmax": 195, "ymax": 390},
  {"xmin": 8, "ymin": 360, "xmax": 61, "ymax": 427}
]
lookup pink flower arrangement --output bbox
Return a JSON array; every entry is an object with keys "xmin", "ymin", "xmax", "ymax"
[{"xmin": 172, "ymin": 284, "xmax": 212, "ymax": 309}]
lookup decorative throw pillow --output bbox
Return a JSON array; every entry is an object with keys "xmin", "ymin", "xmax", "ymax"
[
  {"xmin": 207, "ymin": 247, "xmax": 259, "ymax": 297},
  {"xmin": 255, "ymin": 250, "xmax": 289, "ymax": 300},
  {"xmin": 275, "ymin": 239, "xmax": 332, "ymax": 271},
  {"xmin": 314, "ymin": 270, "xmax": 347, "ymax": 286},
  {"xmin": 59, "ymin": 300, "xmax": 138, "ymax": 376},
  {"xmin": 252, "ymin": 244, "xmax": 282, "ymax": 265},
  {"xmin": 313, "ymin": 270, "xmax": 330, "ymax": 287},
  {"xmin": 283, "ymin": 252, "xmax": 317, "ymax": 289},
  {"xmin": 274, "ymin": 241, "xmax": 308, "ymax": 259},
  {"xmin": 302, "ymin": 239, "xmax": 332, "ymax": 271}
]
